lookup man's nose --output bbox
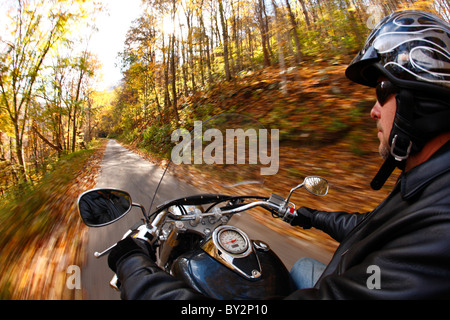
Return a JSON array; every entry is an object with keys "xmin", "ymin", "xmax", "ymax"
[{"xmin": 370, "ymin": 102, "xmax": 381, "ymax": 120}]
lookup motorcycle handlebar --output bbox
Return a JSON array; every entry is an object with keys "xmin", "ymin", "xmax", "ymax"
[
  {"xmin": 221, "ymin": 200, "xmax": 283, "ymax": 215},
  {"xmin": 164, "ymin": 199, "xmax": 295, "ymax": 222},
  {"xmin": 220, "ymin": 199, "xmax": 297, "ymax": 223},
  {"xmin": 98, "ymin": 198, "xmax": 297, "ymax": 258}
]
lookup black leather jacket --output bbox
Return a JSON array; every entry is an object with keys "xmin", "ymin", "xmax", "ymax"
[{"xmin": 116, "ymin": 142, "xmax": 450, "ymax": 300}]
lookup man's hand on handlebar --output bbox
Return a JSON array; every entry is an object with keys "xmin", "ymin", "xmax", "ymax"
[
  {"xmin": 290, "ymin": 207, "xmax": 315, "ymax": 229},
  {"xmin": 108, "ymin": 236, "xmax": 156, "ymax": 273}
]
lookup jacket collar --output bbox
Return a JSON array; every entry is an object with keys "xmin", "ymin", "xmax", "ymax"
[{"xmin": 400, "ymin": 141, "xmax": 450, "ymax": 200}]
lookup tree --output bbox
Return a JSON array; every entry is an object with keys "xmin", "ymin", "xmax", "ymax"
[
  {"xmin": 104, "ymin": 0, "xmax": 450, "ymax": 159},
  {"xmin": 271, "ymin": 0, "xmax": 288, "ymax": 96},
  {"xmin": 169, "ymin": 0, "xmax": 179, "ymax": 124},
  {"xmin": 285, "ymin": 0, "xmax": 302, "ymax": 63},
  {"xmin": 65, "ymin": 51, "xmax": 99, "ymax": 152},
  {"xmin": 218, "ymin": 0, "xmax": 232, "ymax": 81},
  {"xmin": 1, "ymin": 1, "xmax": 60, "ymax": 181},
  {"xmin": 0, "ymin": 0, "xmax": 94, "ymax": 182},
  {"xmin": 255, "ymin": 0, "xmax": 271, "ymax": 67}
]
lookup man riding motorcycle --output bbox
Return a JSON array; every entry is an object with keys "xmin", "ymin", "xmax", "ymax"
[{"xmin": 108, "ymin": 10, "xmax": 450, "ymax": 299}]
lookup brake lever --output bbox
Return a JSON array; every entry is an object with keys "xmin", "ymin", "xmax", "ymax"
[
  {"xmin": 94, "ymin": 220, "xmax": 149, "ymax": 258},
  {"xmin": 94, "ymin": 243, "xmax": 118, "ymax": 258}
]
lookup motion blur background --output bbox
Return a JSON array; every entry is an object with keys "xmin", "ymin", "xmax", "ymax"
[{"xmin": 0, "ymin": 0, "xmax": 448, "ymax": 299}]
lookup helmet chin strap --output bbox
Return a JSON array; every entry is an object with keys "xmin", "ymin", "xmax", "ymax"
[
  {"xmin": 370, "ymin": 90, "xmax": 415, "ymax": 190},
  {"xmin": 370, "ymin": 155, "xmax": 399, "ymax": 190},
  {"xmin": 370, "ymin": 89, "xmax": 450, "ymax": 190}
]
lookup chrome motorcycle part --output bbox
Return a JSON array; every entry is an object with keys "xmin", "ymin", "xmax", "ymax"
[
  {"xmin": 217, "ymin": 227, "xmax": 249, "ymax": 254},
  {"xmin": 202, "ymin": 225, "xmax": 262, "ymax": 280}
]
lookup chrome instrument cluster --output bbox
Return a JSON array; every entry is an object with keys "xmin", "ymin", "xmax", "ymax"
[
  {"xmin": 216, "ymin": 227, "xmax": 249, "ymax": 254},
  {"xmin": 202, "ymin": 225, "xmax": 262, "ymax": 279}
]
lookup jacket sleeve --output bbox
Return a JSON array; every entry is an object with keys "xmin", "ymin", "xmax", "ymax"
[
  {"xmin": 116, "ymin": 218, "xmax": 450, "ymax": 300},
  {"xmin": 116, "ymin": 253, "xmax": 210, "ymax": 300},
  {"xmin": 288, "ymin": 213, "xmax": 450, "ymax": 299},
  {"xmin": 311, "ymin": 210, "xmax": 367, "ymax": 242},
  {"xmin": 114, "ymin": 211, "xmax": 367, "ymax": 300}
]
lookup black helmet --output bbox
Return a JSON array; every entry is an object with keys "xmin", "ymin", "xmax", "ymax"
[
  {"xmin": 345, "ymin": 10, "xmax": 450, "ymax": 190},
  {"xmin": 346, "ymin": 10, "xmax": 450, "ymax": 93}
]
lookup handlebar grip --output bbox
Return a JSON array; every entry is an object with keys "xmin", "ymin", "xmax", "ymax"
[{"xmin": 282, "ymin": 207, "xmax": 297, "ymax": 224}]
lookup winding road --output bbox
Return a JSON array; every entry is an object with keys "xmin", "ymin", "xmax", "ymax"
[{"xmin": 81, "ymin": 140, "xmax": 332, "ymax": 300}]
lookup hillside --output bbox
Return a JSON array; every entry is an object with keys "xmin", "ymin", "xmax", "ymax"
[{"xmin": 127, "ymin": 59, "xmax": 401, "ymax": 252}]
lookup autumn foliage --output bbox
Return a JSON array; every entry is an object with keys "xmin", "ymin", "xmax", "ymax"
[{"xmin": 0, "ymin": 0, "xmax": 448, "ymax": 299}]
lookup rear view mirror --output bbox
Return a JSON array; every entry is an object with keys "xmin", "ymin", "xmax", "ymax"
[
  {"xmin": 78, "ymin": 189, "xmax": 132, "ymax": 227},
  {"xmin": 284, "ymin": 176, "xmax": 329, "ymax": 207},
  {"xmin": 303, "ymin": 176, "xmax": 328, "ymax": 196}
]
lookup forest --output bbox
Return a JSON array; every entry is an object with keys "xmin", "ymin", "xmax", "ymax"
[
  {"xmin": 0, "ymin": 0, "xmax": 449, "ymax": 300},
  {"xmin": 1, "ymin": 0, "xmax": 449, "ymax": 199}
]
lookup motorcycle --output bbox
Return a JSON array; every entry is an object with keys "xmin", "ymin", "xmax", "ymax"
[{"xmin": 78, "ymin": 113, "xmax": 328, "ymax": 299}]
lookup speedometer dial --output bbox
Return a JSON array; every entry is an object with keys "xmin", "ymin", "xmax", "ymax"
[{"xmin": 217, "ymin": 228, "xmax": 248, "ymax": 254}]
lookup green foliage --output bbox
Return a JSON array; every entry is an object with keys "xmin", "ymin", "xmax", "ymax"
[
  {"xmin": 0, "ymin": 139, "xmax": 102, "ymax": 299},
  {"xmin": 0, "ymin": 147, "xmax": 94, "ymax": 249},
  {"xmin": 96, "ymin": 0, "xmax": 446, "ymax": 160},
  {"xmin": 141, "ymin": 123, "xmax": 174, "ymax": 158},
  {"xmin": 0, "ymin": 0, "xmax": 103, "ymax": 189}
]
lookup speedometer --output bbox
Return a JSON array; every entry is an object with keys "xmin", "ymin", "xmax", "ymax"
[
  {"xmin": 217, "ymin": 228, "xmax": 249, "ymax": 254},
  {"xmin": 204, "ymin": 225, "xmax": 261, "ymax": 280}
]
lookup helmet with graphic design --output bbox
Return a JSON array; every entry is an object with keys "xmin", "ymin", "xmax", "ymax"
[
  {"xmin": 345, "ymin": 10, "xmax": 450, "ymax": 190},
  {"xmin": 346, "ymin": 10, "xmax": 450, "ymax": 92}
]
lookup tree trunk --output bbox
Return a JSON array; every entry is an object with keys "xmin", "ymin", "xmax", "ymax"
[
  {"xmin": 297, "ymin": 0, "xmax": 311, "ymax": 28},
  {"xmin": 219, "ymin": 0, "xmax": 232, "ymax": 81},
  {"xmin": 32, "ymin": 125, "xmax": 63, "ymax": 152},
  {"xmin": 14, "ymin": 124, "xmax": 27, "ymax": 183},
  {"xmin": 271, "ymin": 0, "xmax": 288, "ymax": 96},
  {"xmin": 285, "ymin": 0, "xmax": 303, "ymax": 63},
  {"xmin": 256, "ymin": 0, "xmax": 271, "ymax": 67},
  {"xmin": 170, "ymin": 34, "xmax": 179, "ymax": 124}
]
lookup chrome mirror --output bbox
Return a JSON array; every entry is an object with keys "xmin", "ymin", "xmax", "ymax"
[
  {"xmin": 303, "ymin": 176, "xmax": 328, "ymax": 196},
  {"xmin": 78, "ymin": 189, "xmax": 132, "ymax": 227}
]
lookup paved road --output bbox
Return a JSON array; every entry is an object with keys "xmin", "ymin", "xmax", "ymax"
[{"xmin": 81, "ymin": 140, "xmax": 332, "ymax": 300}]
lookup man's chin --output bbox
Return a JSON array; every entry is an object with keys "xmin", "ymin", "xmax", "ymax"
[{"xmin": 379, "ymin": 144, "xmax": 390, "ymax": 160}]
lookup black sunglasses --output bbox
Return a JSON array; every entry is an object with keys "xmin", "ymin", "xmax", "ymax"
[{"xmin": 376, "ymin": 81, "xmax": 398, "ymax": 106}]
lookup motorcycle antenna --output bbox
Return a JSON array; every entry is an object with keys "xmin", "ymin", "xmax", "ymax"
[{"xmin": 148, "ymin": 160, "xmax": 171, "ymax": 218}]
